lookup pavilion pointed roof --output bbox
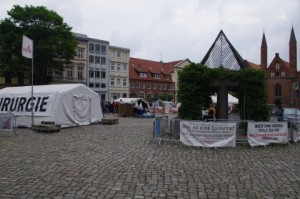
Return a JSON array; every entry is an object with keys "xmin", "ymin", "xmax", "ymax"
[{"xmin": 201, "ymin": 30, "xmax": 248, "ymax": 70}]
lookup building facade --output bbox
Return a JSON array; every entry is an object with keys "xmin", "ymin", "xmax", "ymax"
[
  {"xmin": 108, "ymin": 45, "xmax": 130, "ymax": 102},
  {"xmin": 253, "ymin": 27, "xmax": 299, "ymax": 108},
  {"xmin": 87, "ymin": 38, "xmax": 110, "ymax": 102},
  {"xmin": 129, "ymin": 57, "xmax": 183, "ymax": 102},
  {"xmin": 51, "ymin": 32, "xmax": 88, "ymax": 85}
]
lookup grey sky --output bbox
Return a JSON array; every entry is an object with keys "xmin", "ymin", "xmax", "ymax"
[{"xmin": 1, "ymin": 0, "xmax": 300, "ymax": 66}]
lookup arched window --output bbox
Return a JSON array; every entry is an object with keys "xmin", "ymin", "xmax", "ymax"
[{"xmin": 275, "ymin": 84, "xmax": 281, "ymax": 97}]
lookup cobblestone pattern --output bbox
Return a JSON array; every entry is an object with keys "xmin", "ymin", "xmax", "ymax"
[{"xmin": 0, "ymin": 114, "xmax": 300, "ymax": 199}]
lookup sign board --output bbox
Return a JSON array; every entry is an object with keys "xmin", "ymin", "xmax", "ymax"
[
  {"xmin": 180, "ymin": 121, "xmax": 236, "ymax": 147},
  {"xmin": 247, "ymin": 122, "xmax": 288, "ymax": 146}
]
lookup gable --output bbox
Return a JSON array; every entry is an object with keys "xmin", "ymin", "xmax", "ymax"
[{"xmin": 201, "ymin": 30, "xmax": 248, "ymax": 70}]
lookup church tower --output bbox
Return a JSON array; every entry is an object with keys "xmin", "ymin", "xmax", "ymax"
[
  {"xmin": 289, "ymin": 27, "xmax": 297, "ymax": 69},
  {"xmin": 261, "ymin": 32, "xmax": 268, "ymax": 69}
]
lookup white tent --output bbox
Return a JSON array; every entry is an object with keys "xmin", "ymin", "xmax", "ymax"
[
  {"xmin": 114, "ymin": 98, "xmax": 150, "ymax": 107},
  {"xmin": 0, "ymin": 84, "xmax": 103, "ymax": 128},
  {"xmin": 212, "ymin": 94, "xmax": 239, "ymax": 104}
]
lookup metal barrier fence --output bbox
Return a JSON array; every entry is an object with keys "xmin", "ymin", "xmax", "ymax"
[
  {"xmin": 153, "ymin": 117, "xmax": 300, "ymax": 145},
  {"xmin": 0, "ymin": 113, "xmax": 17, "ymax": 135}
]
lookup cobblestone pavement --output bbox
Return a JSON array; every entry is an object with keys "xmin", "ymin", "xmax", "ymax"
[{"xmin": 1, "ymin": 114, "xmax": 300, "ymax": 199}]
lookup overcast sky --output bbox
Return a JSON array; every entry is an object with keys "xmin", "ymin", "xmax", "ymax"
[{"xmin": 1, "ymin": 0, "xmax": 300, "ymax": 66}]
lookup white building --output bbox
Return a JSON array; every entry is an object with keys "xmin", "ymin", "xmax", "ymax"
[{"xmin": 109, "ymin": 45, "xmax": 130, "ymax": 102}]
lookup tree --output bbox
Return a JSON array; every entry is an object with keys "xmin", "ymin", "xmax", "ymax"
[
  {"xmin": 177, "ymin": 63, "xmax": 269, "ymax": 121},
  {"xmin": 0, "ymin": 5, "xmax": 77, "ymax": 85}
]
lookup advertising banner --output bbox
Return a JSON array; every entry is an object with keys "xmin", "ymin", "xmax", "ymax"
[
  {"xmin": 0, "ymin": 93, "xmax": 56, "ymax": 116},
  {"xmin": 180, "ymin": 121, "xmax": 236, "ymax": 147},
  {"xmin": 247, "ymin": 122, "xmax": 288, "ymax": 146}
]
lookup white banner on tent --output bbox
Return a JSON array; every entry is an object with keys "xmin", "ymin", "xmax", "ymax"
[
  {"xmin": 247, "ymin": 122, "xmax": 288, "ymax": 146},
  {"xmin": 180, "ymin": 121, "xmax": 236, "ymax": 147},
  {"xmin": 0, "ymin": 93, "xmax": 56, "ymax": 116}
]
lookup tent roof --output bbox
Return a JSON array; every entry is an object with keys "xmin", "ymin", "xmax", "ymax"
[{"xmin": 0, "ymin": 84, "xmax": 89, "ymax": 94}]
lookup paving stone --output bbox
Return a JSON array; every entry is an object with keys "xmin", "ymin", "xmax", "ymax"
[{"xmin": 0, "ymin": 114, "xmax": 300, "ymax": 198}]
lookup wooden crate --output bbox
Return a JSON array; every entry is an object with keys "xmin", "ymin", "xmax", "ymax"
[{"xmin": 101, "ymin": 118, "xmax": 119, "ymax": 125}]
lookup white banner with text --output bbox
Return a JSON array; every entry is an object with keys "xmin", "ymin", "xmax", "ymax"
[
  {"xmin": 247, "ymin": 122, "xmax": 288, "ymax": 146},
  {"xmin": 180, "ymin": 121, "xmax": 236, "ymax": 147},
  {"xmin": 0, "ymin": 93, "xmax": 56, "ymax": 116}
]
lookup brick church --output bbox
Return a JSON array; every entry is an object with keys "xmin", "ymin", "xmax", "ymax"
[{"xmin": 250, "ymin": 27, "xmax": 298, "ymax": 108}]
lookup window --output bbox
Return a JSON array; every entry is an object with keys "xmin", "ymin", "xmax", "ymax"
[
  {"xmin": 89, "ymin": 83, "xmax": 94, "ymax": 87},
  {"xmin": 77, "ymin": 48, "xmax": 84, "ymax": 59},
  {"xmin": 131, "ymin": 82, "xmax": 135, "ymax": 88},
  {"xmin": 117, "ymin": 63, "xmax": 121, "ymax": 71},
  {"xmin": 166, "ymin": 75, "xmax": 170, "ymax": 80},
  {"xmin": 138, "ymin": 92, "xmax": 145, "ymax": 99},
  {"xmin": 95, "ymin": 83, "xmax": 100, "ymax": 88},
  {"xmin": 163, "ymin": 84, "xmax": 167, "ymax": 90},
  {"xmin": 78, "ymin": 64, "xmax": 83, "ymax": 79},
  {"xmin": 139, "ymin": 72, "xmax": 147, "ymax": 78},
  {"xmin": 101, "ymin": 83, "xmax": 106, "ymax": 88},
  {"xmin": 276, "ymin": 63, "xmax": 280, "ymax": 70},
  {"xmin": 281, "ymin": 71, "xmax": 285, "ymax": 77},
  {"xmin": 67, "ymin": 64, "xmax": 73, "ymax": 78},
  {"xmin": 153, "ymin": 84, "xmax": 156, "ymax": 90},
  {"xmin": 270, "ymin": 72, "xmax": 274, "ymax": 77},
  {"xmin": 111, "ymin": 93, "xmax": 120, "ymax": 100},
  {"xmin": 89, "ymin": 56, "xmax": 94, "ymax": 63},
  {"xmin": 95, "ymin": 56, "xmax": 100, "ymax": 64},
  {"xmin": 123, "ymin": 78, "xmax": 127, "ymax": 86},
  {"xmin": 101, "ymin": 57, "xmax": 106, "ymax": 65},
  {"xmin": 95, "ymin": 44, "xmax": 100, "ymax": 54},
  {"xmin": 117, "ymin": 78, "xmax": 121, "ymax": 86},
  {"xmin": 141, "ymin": 83, "xmax": 145, "ymax": 89},
  {"xmin": 123, "ymin": 64, "xmax": 127, "ymax": 71},
  {"xmin": 111, "ymin": 77, "xmax": 115, "ymax": 86},
  {"xmin": 148, "ymin": 84, "xmax": 151, "ymax": 89},
  {"xmin": 89, "ymin": 70, "xmax": 94, "ymax": 78},
  {"xmin": 153, "ymin": 74, "xmax": 160, "ymax": 79},
  {"xmin": 101, "ymin": 71, "xmax": 106, "ymax": 78},
  {"xmin": 101, "ymin": 45, "xmax": 106, "ymax": 55},
  {"xmin": 136, "ymin": 83, "xmax": 140, "ymax": 88},
  {"xmin": 275, "ymin": 72, "xmax": 280, "ymax": 77},
  {"xmin": 275, "ymin": 84, "xmax": 281, "ymax": 97},
  {"xmin": 158, "ymin": 84, "xmax": 162, "ymax": 90},
  {"xmin": 117, "ymin": 51, "xmax": 121, "ymax": 57},
  {"xmin": 111, "ymin": 62, "xmax": 115, "ymax": 71},
  {"xmin": 95, "ymin": 71, "xmax": 100, "ymax": 78},
  {"xmin": 89, "ymin": 43, "xmax": 94, "ymax": 53},
  {"xmin": 55, "ymin": 63, "xmax": 62, "ymax": 77}
]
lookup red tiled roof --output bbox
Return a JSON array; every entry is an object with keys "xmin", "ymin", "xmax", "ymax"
[
  {"xmin": 129, "ymin": 57, "xmax": 182, "ymax": 81},
  {"xmin": 247, "ymin": 61, "xmax": 262, "ymax": 70}
]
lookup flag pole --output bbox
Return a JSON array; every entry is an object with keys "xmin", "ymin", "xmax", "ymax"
[{"xmin": 31, "ymin": 43, "xmax": 34, "ymax": 128}]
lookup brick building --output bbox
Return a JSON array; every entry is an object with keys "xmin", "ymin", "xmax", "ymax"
[
  {"xmin": 129, "ymin": 58, "xmax": 190, "ymax": 102},
  {"xmin": 254, "ymin": 27, "xmax": 298, "ymax": 108}
]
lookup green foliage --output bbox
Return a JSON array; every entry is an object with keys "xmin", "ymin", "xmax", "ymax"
[
  {"xmin": 0, "ymin": 5, "xmax": 77, "ymax": 84},
  {"xmin": 177, "ymin": 63, "xmax": 269, "ymax": 121}
]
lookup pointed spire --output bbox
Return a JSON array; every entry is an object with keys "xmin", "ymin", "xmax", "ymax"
[
  {"xmin": 261, "ymin": 31, "xmax": 268, "ymax": 69},
  {"xmin": 261, "ymin": 32, "xmax": 267, "ymax": 48},
  {"xmin": 290, "ymin": 26, "xmax": 297, "ymax": 43}
]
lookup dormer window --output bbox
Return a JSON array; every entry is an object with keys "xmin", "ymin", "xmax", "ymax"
[
  {"xmin": 139, "ymin": 72, "xmax": 147, "ymax": 78},
  {"xmin": 153, "ymin": 74, "xmax": 160, "ymax": 79}
]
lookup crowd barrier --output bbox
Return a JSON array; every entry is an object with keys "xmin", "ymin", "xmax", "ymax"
[
  {"xmin": 153, "ymin": 117, "xmax": 300, "ymax": 147},
  {"xmin": 0, "ymin": 112, "xmax": 17, "ymax": 135}
]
